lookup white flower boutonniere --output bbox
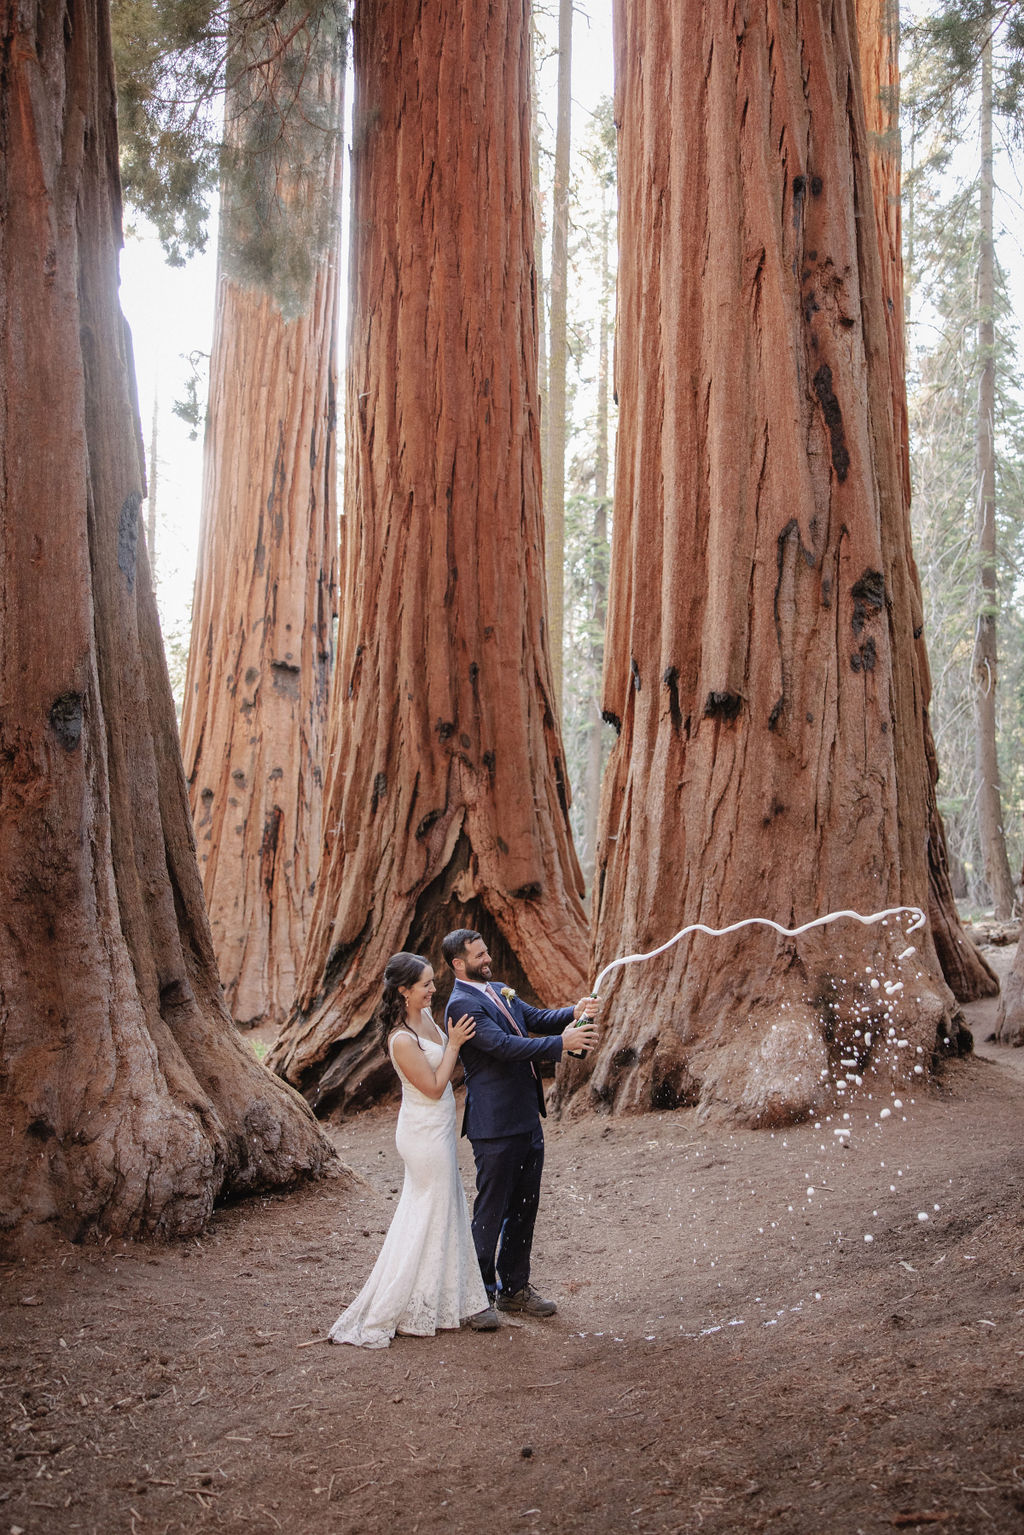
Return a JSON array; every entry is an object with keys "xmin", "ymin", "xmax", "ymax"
[{"xmin": 500, "ymin": 986, "xmax": 516, "ymax": 1002}]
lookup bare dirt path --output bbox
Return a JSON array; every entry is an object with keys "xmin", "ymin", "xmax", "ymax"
[{"xmin": 3, "ymin": 959, "xmax": 1022, "ymax": 1535}]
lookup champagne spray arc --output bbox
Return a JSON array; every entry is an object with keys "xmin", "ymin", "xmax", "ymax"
[{"xmin": 587, "ymin": 905, "xmax": 928, "ymax": 1000}]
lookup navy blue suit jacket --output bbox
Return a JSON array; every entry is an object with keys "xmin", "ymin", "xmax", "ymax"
[{"xmin": 445, "ymin": 979, "xmax": 575, "ymax": 1141}]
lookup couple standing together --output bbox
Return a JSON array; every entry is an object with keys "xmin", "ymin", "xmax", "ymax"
[{"xmin": 329, "ymin": 929, "xmax": 600, "ymax": 1348}]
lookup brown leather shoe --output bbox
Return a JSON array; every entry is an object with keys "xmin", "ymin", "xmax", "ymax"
[
  {"xmin": 495, "ymin": 1285, "xmax": 557, "ymax": 1318},
  {"xmin": 464, "ymin": 1305, "xmax": 500, "ymax": 1331}
]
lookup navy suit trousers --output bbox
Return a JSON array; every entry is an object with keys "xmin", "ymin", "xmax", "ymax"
[{"xmin": 470, "ymin": 1126, "xmax": 545, "ymax": 1297}]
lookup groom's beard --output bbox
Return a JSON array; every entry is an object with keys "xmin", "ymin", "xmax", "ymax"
[{"xmin": 463, "ymin": 959, "xmax": 492, "ymax": 982}]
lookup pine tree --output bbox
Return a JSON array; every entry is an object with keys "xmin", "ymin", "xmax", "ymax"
[
  {"xmin": 907, "ymin": 194, "xmax": 1024, "ymax": 904},
  {"xmin": 905, "ymin": 1, "xmax": 1024, "ymax": 918}
]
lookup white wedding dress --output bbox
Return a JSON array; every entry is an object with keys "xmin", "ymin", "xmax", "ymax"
[{"xmin": 328, "ymin": 1022, "xmax": 488, "ymax": 1348}]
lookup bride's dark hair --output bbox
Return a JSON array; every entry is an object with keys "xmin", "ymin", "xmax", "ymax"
[{"xmin": 375, "ymin": 952, "xmax": 430, "ymax": 1049}]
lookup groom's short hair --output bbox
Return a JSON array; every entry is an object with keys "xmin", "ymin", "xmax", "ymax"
[{"xmin": 442, "ymin": 929, "xmax": 481, "ymax": 969}]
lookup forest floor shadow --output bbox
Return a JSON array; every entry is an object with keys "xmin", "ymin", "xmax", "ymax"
[{"xmin": 2, "ymin": 949, "xmax": 1023, "ymax": 1535}]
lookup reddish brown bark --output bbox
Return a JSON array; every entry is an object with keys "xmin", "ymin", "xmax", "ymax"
[
  {"xmin": 558, "ymin": 0, "xmax": 964, "ymax": 1127},
  {"xmin": 179, "ymin": 34, "xmax": 343, "ymax": 1031},
  {"xmin": 0, "ymin": 0, "xmax": 334, "ymax": 1251},
  {"xmin": 856, "ymin": 0, "xmax": 996, "ymax": 999},
  {"xmin": 267, "ymin": 0, "xmax": 588, "ymax": 1113}
]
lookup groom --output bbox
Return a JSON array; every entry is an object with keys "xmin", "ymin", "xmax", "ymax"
[{"xmin": 442, "ymin": 928, "xmax": 599, "ymax": 1319}]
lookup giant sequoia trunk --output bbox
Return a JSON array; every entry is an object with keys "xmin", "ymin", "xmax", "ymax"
[
  {"xmin": 558, "ymin": 0, "xmax": 964, "ymax": 1126},
  {"xmin": 268, "ymin": 0, "xmax": 588, "ymax": 1113},
  {"xmin": 179, "ymin": 15, "xmax": 344, "ymax": 1030},
  {"xmin": 856, "ymin": 0, "xmax": 996, "ymax": 999},
  {"xmin": 0, "ymin": 0, "xmax": 334, "ymax": 1252}
]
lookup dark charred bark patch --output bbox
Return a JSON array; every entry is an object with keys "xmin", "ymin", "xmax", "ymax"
[
  {"xmin": 320, "ymin": 922, "xmax": 371, "ymax": 997},
  {"xmin": 704, "ymin": 690, "xmax": 742, "ymax": 721},
  {"xmin": 270, "ymin": 660, "xmax": 300, "ymax": 696},
  {"xmin": 850, "ymin": 569, "xmax": 885, "ymax": 633},
  {"xmin": 347, "ymin": 644, "xmax": 365, "ymax": 700},
  {"xmin": 663, "ymin": 666, "xmax": 683, "ymax": 733},
  {"xmin": 602, "ymin": 710, "xmax": 622, "ymax": 734},
  {"xmin": 48, "ymin": 692, "xmax": 84, "ymax": 751},
  {"xmin": 649, "ymin": 1063, "xmax": 699, "ymax": 1110},
  {"xmin": 117, "ymin": 492, "xmax": 142, "ymax": 590},
  {"xmin": 554, "ymin": 755, "xmax": 569, "ymax": 819},
  {"xmin": 812, "ymin": 363, "xmax": 850, "ymax": 481},
  {"xmin": 158, "ymin": 978, "xmax": 190, "ymax": 1011},
  {"xmin": 370, "ymin": 771, "xmax": 387, "ymax": 814},
  {"xmin": 260, "ymin": 806, "xmax": 283, "ymax": 895},
  {"xmin": 850, "ymin": 637, "xmax": 876, "ymax": 673},
  {"xmin": 415, "ymin": 808, "xmax": 443, "ymax": 839}
]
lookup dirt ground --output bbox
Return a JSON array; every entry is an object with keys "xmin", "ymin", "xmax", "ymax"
[{"xmin": 3, "ymin": 952, "xmax": 1023, "ymax": 1535}]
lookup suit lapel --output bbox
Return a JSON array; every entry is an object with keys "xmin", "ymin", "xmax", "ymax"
[
  {"xmin": 453, "ymin": 980, "xmax": 507, "ymax": 1031},
  {"xmin": 468, "ymin": 981, "xmax": 509, "ymax": 1028}
]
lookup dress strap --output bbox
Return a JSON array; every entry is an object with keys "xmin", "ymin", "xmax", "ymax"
[{"xmin": 424, "ymin": 1013, "xmax": 446, "ymax": 1045}]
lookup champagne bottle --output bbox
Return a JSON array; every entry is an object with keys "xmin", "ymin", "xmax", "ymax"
[{"xmin": 564, "ymin": 997, "xmax": 598, "ymax": 1058}]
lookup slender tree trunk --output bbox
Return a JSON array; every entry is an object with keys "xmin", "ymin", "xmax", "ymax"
[
  {"xmin": 558, "ymin": 0, "xmax": 962, "ymax": 1126},
  {"xmin": 179, "ymin": 22, "xmax": 344, "ymax": 1029},
  {"xmin": 971, "ymin": 34, "xmax": 1016, "ymax": 921},
  {"xmin": 545, "ymin": 0, "xmax": 573, "ymax": 716},
  {"xmin": 857, "ymin": 0, "xmax": 997, "ymax": 998},
  {"xmin": 0, "ymin": 0, "xmax": 334, "ymax": 1252},
  {"xmin": 582, "ymin": 179, "xmax": 613, "ymax": 890},
  {"xmin": 268, "ymin": 0, "xmax": 588, "ymax": 1114}
]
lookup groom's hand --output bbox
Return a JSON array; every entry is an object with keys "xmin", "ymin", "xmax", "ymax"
[
  {"xmin": 573, "ymin": 994, "xmax": 600, "ymax": 1021},
  {"xmin": 562, "ymin": 1021, "xmax": 599, "ymax": 1055}
]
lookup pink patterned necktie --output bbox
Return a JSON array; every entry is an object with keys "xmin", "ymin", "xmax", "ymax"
[{"xmin": 487, "ymin": 985, "xmax": 538, "ymax": 1080}]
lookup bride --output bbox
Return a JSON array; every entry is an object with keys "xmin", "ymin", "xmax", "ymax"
[{"xmin": 328, "ymin": 952, "xmax": 498, "ymax": 1347}]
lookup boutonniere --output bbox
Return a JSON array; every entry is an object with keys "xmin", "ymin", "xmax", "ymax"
[{"xmin": 500, "ymin": 986, "xmax": 516, "ymax": 1002}]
